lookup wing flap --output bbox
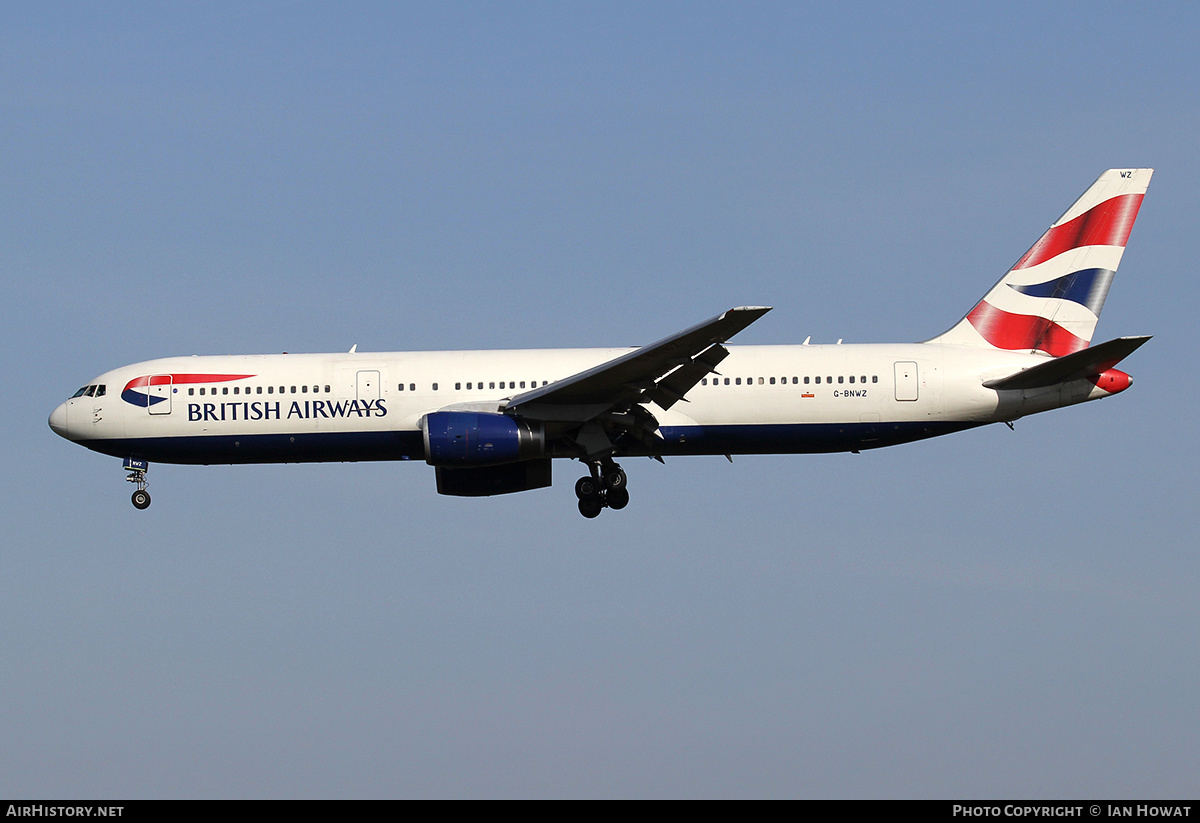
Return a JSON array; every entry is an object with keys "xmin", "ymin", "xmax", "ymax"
[
  {"xmin": 644, "ymin": 343, "xmax": 730, "ymax": 410},
  {"xmin": 504, "ymin": 306, "xmax": 770, "ymax": 415}
]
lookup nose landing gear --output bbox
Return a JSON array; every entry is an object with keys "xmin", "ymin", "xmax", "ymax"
[
  {"xmin": 124, "ymin": 458, "xmax": 151, "ymax": 509},
  {"xmin": 574, "ymin": 460, "xmax": 628, "ymax": 518}
]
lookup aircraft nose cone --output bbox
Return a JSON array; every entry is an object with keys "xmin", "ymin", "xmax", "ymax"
[{"xmin": 48, "ymin": 402, "xmax": 71, "ymax": 439}]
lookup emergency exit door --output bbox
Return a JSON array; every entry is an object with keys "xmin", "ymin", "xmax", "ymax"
[{"xmin": 357, "ymin": 370, "xmax": 380, "ymax": 402}]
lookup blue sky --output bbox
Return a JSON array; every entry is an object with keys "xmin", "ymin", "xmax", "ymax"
[{"xmin": 3, "ymin": 1, "xmax": 1198, "ymax": 797}]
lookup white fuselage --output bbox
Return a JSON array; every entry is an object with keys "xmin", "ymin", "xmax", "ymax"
[{"xmin": 49, "ymin": 342, "xmax": 1115, "ymax": 465}]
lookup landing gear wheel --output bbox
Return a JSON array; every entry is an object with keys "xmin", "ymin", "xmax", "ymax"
[
  {"xmin": 575, "ymin": 476, "xmax": 600, "ymax": 500},
  {"xmin": 603, "ymin": 467, "xmax": 627, "ymax": 490},
  {"xmin": 131, "ymin": 489, "xmax": 151, "ymax": 510},
  {"xmin": 606, "ymin": 486, "xmax": 630, "ymax": 510},
  {"xmin": 578, "ymin": 497, "xmax": 603, "ymax": 518}
]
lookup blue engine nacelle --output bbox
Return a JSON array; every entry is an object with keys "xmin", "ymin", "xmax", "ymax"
[{"xmin": 421, "ymin": 411, "xmax": 545, "ymax": 467}]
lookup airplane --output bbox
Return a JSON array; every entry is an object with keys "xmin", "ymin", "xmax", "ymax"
[{"xmin": 49, "ymin": 168, "xmax": 1153, "ymax": 518}]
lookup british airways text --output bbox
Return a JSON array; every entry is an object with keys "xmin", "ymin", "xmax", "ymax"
[{"xmin": 187, "ymin": 399, "xmax": 388, "ymax": 422}]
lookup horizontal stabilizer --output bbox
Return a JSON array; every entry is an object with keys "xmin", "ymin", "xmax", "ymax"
[{"xmin": 983, "ymin": 336, "xmax": 1151, "ymax": 391}]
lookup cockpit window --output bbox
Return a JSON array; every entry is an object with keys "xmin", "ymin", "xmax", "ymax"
[{"xmin": 69, "ymin": 384, "xmax": 106, "ymax": 399}]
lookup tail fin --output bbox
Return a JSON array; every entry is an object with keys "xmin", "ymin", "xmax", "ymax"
[{"xmin": 928, "ymin": 168, "xmax": 1152, "ymax": 355}]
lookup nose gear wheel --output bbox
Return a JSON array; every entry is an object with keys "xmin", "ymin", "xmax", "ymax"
[{"xmin": 124, "ymin": 461, "xmax": 151, "ymax": 509}]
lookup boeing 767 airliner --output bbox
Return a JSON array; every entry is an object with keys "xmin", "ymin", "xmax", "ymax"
[{"xmin": 49, "ymin": 169, "xmax": 1153, "ymax": 517}]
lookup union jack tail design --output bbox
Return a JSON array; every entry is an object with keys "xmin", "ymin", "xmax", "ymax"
[{"xmin": 929, "ymin": 169, "xmax": 1152, "ymax": 355}]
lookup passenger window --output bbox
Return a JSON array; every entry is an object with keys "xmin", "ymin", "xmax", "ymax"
[
  {"xmin": 848, "ymin": 376, "xmax": 854, "ymax": 384},
  {"xmin": 398, "ymin": 383, "xmax": 404, "ymax": 391},
  {"xmin": 268, "ymin": 386, "xmax": 274, "ymax": 394},
  {"xmin": 489, "ymin": 382, "xmax": 495, "ymax": 389},
  {"xmin": 814, "ymin": 377, "xmax": 820, "ymax": 384},
  {"xmin": 724, "ymin": 378, "xmax": 730, "ymax": 385},
  {"xmin": 258, "ymin": 387, "xmax": 264, "ymax": 394},
  {"xmin": 199, "ymin": 387, "xmax": 206, "ymax": 395},
  {"xmin": 838, "ymin": 376, "xmax": 843, "ymax": 384},
  {"xmin": 872, "ymin": 375, "xmax": 879, "ymax": 383},
  {"xmin": 189, "ymin": 388, "xmax": 195, "ymax": 396},
  {"xmin": 409, "ymin": 383, "xmax": 415, "ymax": 392},
  {"xmin": 735, "ymin": 378, "xmax": 742, "ymax": 385},
  {"xmin": 520, "ymin": 381, "xmax": 526, "ymax": 388},
  {"xmin": 301, "ymin": 385, "xmax": 308, "ymax": 393},
  {"xmin": 758, "ymin": 377, "xmax": 764, "ymax": 385},
  {"xmin": 432, "ymin": 383, "xmax": 438, "ymax": 391},
  {"xmin": 860, "ymin": 376, "xmax": 866, "ymax": 383}
]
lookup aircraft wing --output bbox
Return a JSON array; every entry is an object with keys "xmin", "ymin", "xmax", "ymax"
[
  {"xmin": 983, "ymin": 335, "xmax": 1151, "ymax": 391},
  {"xmin": 503, "ymin": 306, "xmax": 771, "ymax": 419}
]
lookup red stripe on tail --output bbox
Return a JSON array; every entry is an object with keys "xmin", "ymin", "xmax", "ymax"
[
  {"xmin": 1014, "ymin": 193, "xmax": 1144, "ymax": 270},
  {"xmin": 966, "ymin": 303, "xmax": 1088, "ymax": 356}
]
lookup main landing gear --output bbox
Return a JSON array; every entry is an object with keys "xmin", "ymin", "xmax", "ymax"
[
  {"xmin": 124, "ymin": 457, "xmax": 151, "ymax": 510},
  {"xmin": 574, "ymin": 461, "xmax": 628, "ymax": 518}
]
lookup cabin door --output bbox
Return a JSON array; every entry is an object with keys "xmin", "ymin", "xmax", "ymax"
[
  {"xmin": 148, "ymin": 375, "xmax": 173, "ymax": 414},
  {"xmin": 894, "ymin": 362, "xmax": 918, "ymax": 402}
]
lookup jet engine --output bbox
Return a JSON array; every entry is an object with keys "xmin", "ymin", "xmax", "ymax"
[{"xmin": 421, "ymin": 411, "xmax": 545, "ymax": 467}]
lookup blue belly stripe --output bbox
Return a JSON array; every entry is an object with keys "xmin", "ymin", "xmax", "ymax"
[{"xmin": 76, "ymin": 421, "xmax": 981, "ymax": 465}]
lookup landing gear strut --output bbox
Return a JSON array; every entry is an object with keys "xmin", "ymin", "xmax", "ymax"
[
  {"xmin": 124, "ymin": 458, "xmax": 151, "ymax": 510},
  {"xmin": 574, "ymin": 460, "xmax": 628, "ymax": 518}
]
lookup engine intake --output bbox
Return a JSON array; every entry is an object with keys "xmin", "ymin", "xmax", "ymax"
[{"xmin": 422, "ymin": 411, "xmax": 545, "ymax": 467}]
